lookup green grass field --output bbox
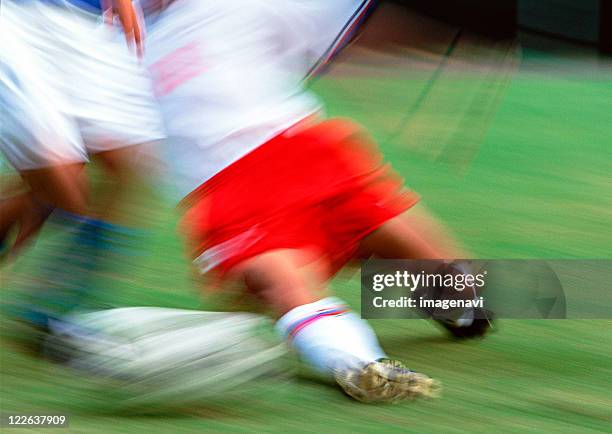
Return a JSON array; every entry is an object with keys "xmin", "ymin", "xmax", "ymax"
[{"xmin": 1, "ymin": 46, "xmax": 611, "ymax": 432}]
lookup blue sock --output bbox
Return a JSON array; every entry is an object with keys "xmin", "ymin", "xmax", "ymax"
[{"xmin": 15, "ymin": 210, "xmax": 146, "ymax": 327}]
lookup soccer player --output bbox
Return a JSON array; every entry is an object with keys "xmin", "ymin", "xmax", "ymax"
[
  {"xmin": 142, "ymin": 0, "xmax": 488, "ymax": 402},
  {"xmin": 0, "ymin": 0, "xmax": 165, "ymax": 329}
]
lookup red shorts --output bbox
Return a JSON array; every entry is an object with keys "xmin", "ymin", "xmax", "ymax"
[{"xmin": 180, "ymin": 118, "xmax": 419, "ymax": 277}]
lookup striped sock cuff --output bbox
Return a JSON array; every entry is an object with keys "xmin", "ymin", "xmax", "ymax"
[{"xmin": 276, "ymin": 297, "xmax": 350, "ymax": 339}]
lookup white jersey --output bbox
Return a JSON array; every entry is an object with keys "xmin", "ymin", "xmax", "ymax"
[
  {"xmin": 0, "ymin": 1, "xmax": 165, "ymax": 170},
  {"xmin": 144, "ymin": 0, "xmax": 373, "ymax": 198}
]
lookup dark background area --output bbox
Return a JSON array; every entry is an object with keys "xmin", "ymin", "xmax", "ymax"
[{"xmin": 389, "ymin": 0, "xmax": 611, "ymax": 53}]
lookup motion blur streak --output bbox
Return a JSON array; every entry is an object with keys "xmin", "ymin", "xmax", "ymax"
[{"xmin": 1, "ymin": 0, "xmax": 611, "ymax": 432}]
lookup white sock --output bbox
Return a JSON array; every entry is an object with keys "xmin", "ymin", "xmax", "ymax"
[{"xmin": 276, "ymin": 297, "xmax": 386, "ymax": 377}]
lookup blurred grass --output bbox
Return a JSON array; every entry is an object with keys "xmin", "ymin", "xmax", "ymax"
[{"xmin": 1, "ymin": 49, "xmax": 611, "ymax": 432}]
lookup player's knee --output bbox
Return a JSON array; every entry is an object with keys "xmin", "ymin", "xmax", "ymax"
[{"xmin": 233, "ymin": 250, "xmax": 324, "ymax": 316}]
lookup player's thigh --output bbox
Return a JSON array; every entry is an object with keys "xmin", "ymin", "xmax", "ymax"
[{"xmin": 0, "ymin": 12, "xmax": 88, "ymax": 173}]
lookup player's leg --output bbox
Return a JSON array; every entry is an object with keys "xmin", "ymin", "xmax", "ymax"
[
  {"xmin": 0, "ymin": 163, "xmax": 88, "ymax": 256},
  {"xmin": 356, "ymin": 203, "xmax": 493, "ymax": 337},
  {"xmin": 19, "ymin": 1, "xmax": 166, "ymax": 323},
  {"xmin": 19, "ymin": 163, "xmax": 88, "ymax": 215},
  {"xmin": 0, "ymin": 173, "xmax": 29, "ymax": 239},
  {"xmin": 1, "ymin": 168, "xmax": 99, "ymax": 330},
  {"xmin": 0, "ymin": 191, "xmax": 30, "ymax": 250},
  {"xmin": 358, "ymin": 203, "xmax": 467, "ymax": 261},
  {"xmin": 182, "ymin": 196, "xmax": 438, "ymax": 402},
  {"xmin": 0, "ymin": 0, "xmax": 96, "ymax": 250},
  {"xmin": 0, "ymin": 157, "xmax": 89, "ymax": 260},
  {"xmin": 314, "ymin": 119, "xmax": 492, "ymax": 337},
  {"xmin": 0, "ymin": 118, "xmax": 95, "ymax": 327},
  {"xmin": 90, "ymin": 144, "xmax": 161, "ymax": 227},
  {"xmin": 227, "ymin": 249, "xmax": 438, "ymax": 403},
  {"xmin": 230, "ymin": 249, "xmax": 325, "ymax": 314},
  {"xmin": 0, "ymin": 2, "xmax": 159, "ymax": 333}
]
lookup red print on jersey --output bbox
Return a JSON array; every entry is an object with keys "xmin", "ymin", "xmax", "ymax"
[{"xmin": 150, "ymin": 41, "xmax": 206, "ymax": 97}]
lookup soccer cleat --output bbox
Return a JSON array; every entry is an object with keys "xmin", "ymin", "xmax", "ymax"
[
  {"xmin": 437, "ymin": 307, "xmax": 494, "ymax": 339},
  {"xmin": 335, "ymin": 358, "xmax": 440, "ymax": 403},
  {"xmin": 413, "ymin": 261, "xmax": 495, "ymax": 340}
]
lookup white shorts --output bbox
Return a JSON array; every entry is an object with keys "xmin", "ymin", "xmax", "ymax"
[{"xmin": 0, "ymin": 1, "xmax": 165, "ymax": 171}]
